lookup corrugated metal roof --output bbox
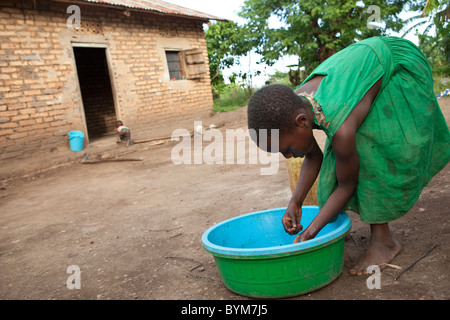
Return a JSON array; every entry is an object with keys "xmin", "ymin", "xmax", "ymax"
[{"xmin": 75, "ymin": 0, "xmax": 227, "ymax": 21}]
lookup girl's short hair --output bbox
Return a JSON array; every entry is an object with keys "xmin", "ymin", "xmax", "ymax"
[{"xmin": 247, "ymin": 84, "xmax": 308, "ymax": 139}]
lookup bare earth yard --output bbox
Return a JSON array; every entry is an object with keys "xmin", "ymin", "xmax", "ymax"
[{"xmin": 1, "ymin": 98, "xmax": 449, "ymax": 301}]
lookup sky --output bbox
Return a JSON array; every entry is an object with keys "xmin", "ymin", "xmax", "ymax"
[{"xmin": 163, "ymin": 0, "xmax": 425, "ymax": 87}]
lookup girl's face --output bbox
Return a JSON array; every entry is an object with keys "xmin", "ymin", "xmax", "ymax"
[{"xmin": 266, "ymin": 113, "xmax": 315, "ymax": 159}]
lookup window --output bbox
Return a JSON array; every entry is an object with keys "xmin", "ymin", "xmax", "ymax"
[
  {"xmin": 165, "ymin": 49, "xmax": 207, "ymax": 81},
  {"xmin": 165, "ymin": 50, "xmax": 182, "ymax": 80}
]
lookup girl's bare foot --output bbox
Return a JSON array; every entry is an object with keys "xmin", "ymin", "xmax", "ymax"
[{"xmin": 349, "ymin": 223, "xmax": 401, "ymax": 276}]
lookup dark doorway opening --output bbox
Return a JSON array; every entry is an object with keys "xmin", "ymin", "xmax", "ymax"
[{"xmin": 73, "ymin": 47, "xmax": 116, "ymax": 139}]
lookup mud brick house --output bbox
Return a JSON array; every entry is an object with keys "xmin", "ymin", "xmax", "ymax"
[{"xmin": 0, "ymin": 0, "xmax": 225, "ymax": 160}]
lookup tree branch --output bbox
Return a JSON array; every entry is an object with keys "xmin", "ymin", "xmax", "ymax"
[{"xmin": 210, "ymin": 60, "xmax": 221, "ymax": 82}]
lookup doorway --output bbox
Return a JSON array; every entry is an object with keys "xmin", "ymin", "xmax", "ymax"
[{"xmin": 73, "ymin": 46, "xmax": 116, "ymax": 139}]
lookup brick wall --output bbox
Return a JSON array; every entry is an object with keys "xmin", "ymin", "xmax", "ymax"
[{"xmin": 0, "ymin": 0, "xmax": 214, "ymax": 160}]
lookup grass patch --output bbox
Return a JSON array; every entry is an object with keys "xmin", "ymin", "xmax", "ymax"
[{"xmin": 212, "ymin": 84, "xmax": 250, "ymax": 113}]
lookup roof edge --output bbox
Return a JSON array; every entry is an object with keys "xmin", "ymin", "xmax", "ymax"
[{"xmin": 53, "ymin": 0, "xmax": 228, "ymax": 22}]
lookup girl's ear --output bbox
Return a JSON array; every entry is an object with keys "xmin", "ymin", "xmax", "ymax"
[{"xmin": 294, "ymin": 113, "xmax": 309, "ymax": 128}]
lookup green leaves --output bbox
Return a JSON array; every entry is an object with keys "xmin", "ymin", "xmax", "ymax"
[
  {"xmin": 237, "ymin": 0, "xmax": 409, "ymax": 74},
  {"xmin": 205, "ymin": 21, "xmax": 243, "ymax": 84},
  {"xmin": 204, "ymin": 0, "xmax": 447, "ymax": 89}
]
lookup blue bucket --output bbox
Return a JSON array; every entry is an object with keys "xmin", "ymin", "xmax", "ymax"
[{"xmin": 68, "ymin": 131, "xmax": 85, "ymax": 152}]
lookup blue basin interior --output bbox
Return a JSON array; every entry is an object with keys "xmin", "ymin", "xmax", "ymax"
[{"xmin": 202, "ymin": 206, "xmax": 351, "ymax": 257}]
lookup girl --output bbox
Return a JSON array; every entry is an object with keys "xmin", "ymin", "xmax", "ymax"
[{"xmin": 247, "ymin": 36, "xmax": 450, "ymax": 275}]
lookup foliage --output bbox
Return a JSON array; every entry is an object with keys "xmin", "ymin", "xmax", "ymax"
[
  {"xmin": 264, "ymin": 70, "xmax": 289, "ymax": 85},
  {"xmin": 404, "ymin": 0, "xmax": 449, "ymax": 91},
  {"xmin": 205, "ymin": 0, "xmax": 448, "ymax": 110},
  {"xmin": 418, "ymin": 30, "xmax": 449, "ymax": 74},
  {"xmin": 238, "ymin": 0, "xmax": 410, "ymax": 80},
  {"xmin": 205, "ymin": 21, "xmax": 248, "ymax": 86},
  {"xmin": 205, "ymin": 20, "xmax": 257, "ymax": 109},
  {"xmin": 264, "ymin": 70, "xmax": 295, "ymax": 88},
  {"xmin": 212, "ymin": 82, "xmax": 250, "ymax": 113}
]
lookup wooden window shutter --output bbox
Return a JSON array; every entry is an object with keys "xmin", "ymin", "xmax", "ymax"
[{"xmin": 179, "ymin": 49, "xmax": 206, "ymax": 80}]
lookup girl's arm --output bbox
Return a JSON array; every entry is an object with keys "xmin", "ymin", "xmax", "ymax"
[
  {"xmin": 282, "ymin": 138, "xmax": 323, "ymax": 235},
  {"xmin": 294, "ymin": 125, "xmax": 359, "ymax": 242}
]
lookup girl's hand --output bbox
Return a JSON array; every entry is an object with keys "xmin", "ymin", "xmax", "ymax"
[
  {"xmin": 293, "ymin": 228, "xmax": 315, "ymax": 243},
  {"xmin": 282, "ymin": 202, "xmax": 303, "ymax": 235}
]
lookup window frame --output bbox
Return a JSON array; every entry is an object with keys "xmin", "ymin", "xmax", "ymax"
[
  {"xmin": 165, "ymin": 50, "xmax": 183, "ymax": 81},
  {"xmin": 164, "ymin": 48, "xmax": 207, "ymax": 81}
]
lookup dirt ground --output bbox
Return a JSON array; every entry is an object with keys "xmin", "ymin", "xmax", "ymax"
[{"xmin": 1, "ymin": 97, "xmax": 449, "ymax": 301}]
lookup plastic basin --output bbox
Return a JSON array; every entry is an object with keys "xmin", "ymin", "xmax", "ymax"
[{"xmin": 201, "ymin": 206, "xmax": 351, "ymax": 298}]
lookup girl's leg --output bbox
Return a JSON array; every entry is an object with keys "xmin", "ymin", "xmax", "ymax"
[{"xmin": 349, "ymin": 223, "xmax": 401, "ymax": 275}]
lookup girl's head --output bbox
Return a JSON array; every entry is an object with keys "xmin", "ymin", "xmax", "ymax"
[
  {"xmin": 115, "ymin": 120, "xmax": 123, "ymax": 128},
  {"xmin": 247, "ymin": 84, "xmax": 316, "ymax": 158}
]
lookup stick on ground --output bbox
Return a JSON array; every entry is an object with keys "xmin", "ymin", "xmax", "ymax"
[
  {"xmin": 82, "ymin": 158, "xmax": 143, "ymax": 164},
  {"xmin": 133, "ymin": 136, "xmax": 172, "ymax": 144},
  {"xmin": 81, "ymin": 153, "xmax": 142, "ymax": 164},
  {"xmin": 394, "ymin": 243, "xmax": 438, "ymax": 281}
]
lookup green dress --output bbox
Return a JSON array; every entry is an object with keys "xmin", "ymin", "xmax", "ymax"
[{"xmin": 299, "ymin": 36, "xmax": 450, "ymax": 224}]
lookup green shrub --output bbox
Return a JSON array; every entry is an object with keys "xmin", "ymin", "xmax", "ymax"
[{"xmin": 212, "ymin": 83, "xmax": 250, "ymax": 112}]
